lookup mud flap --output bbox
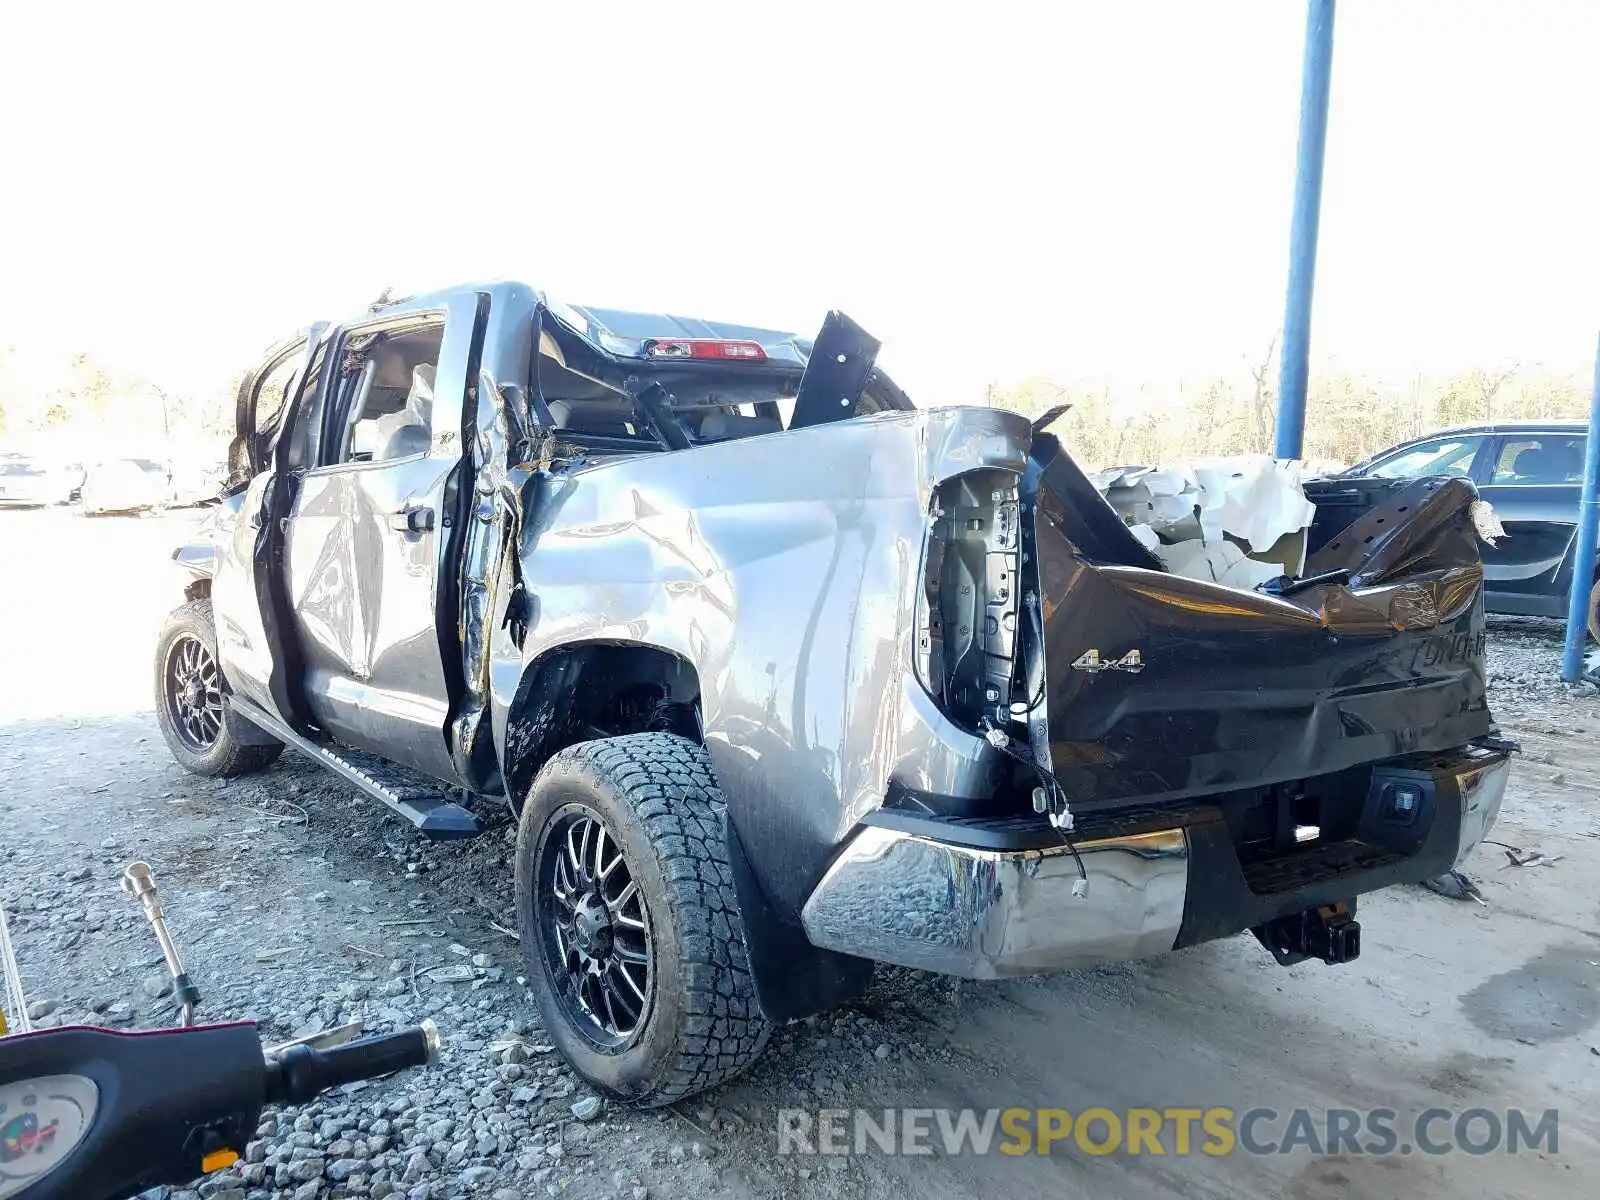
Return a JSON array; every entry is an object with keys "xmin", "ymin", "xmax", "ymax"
[{"xmin": 725, "ymin": 815, "xmax": 873, "ymax": 1022}]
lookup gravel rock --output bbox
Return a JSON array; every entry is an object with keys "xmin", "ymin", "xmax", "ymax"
[
  {"xmin": 402, "ymin": 1150, "xmax": 431, "ymax": 1184},
  {"xmin": 326, "ymin": 1157, "xmax": 365, "ymax": 1182},
  {"xmin": 286, "ymin": 1158, "xmax": 324, "ymax": 1183},
  {"xmin": 570, "ymin": 1095, "xmax": 603, "ymax": 1122}
]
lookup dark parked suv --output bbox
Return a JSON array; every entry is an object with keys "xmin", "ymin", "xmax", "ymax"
[{"xmin": 1308, "ymin": 421, "xmax": 1596, "ymax": 639}]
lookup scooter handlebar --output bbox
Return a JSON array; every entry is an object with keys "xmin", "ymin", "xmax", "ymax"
[
  {"xmin": 264, "ymin": 1020, "xmax": 440, "ymax": 1106},
  {"xmin": 0, "ymin": 1020, "xmax": 440, "ymax": 1200}
]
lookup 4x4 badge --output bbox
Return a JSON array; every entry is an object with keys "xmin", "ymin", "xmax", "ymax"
[{"xmin": 1071, "ymin": 649, "xmax": 1144, "ymax": 674}]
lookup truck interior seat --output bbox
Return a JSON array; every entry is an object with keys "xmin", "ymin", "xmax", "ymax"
[
  {"xmin": 373, "ymin": 364, "xmax": 435, "ymax": 460},
  {"xmin": 347, "ymin": 343, "xmax": 437, "ymax": 461},
  {"xmin": 696, "ymin": 412, "xmax": 781, "ymax": 442},
  {"xmin": 545, "ymin": 399, "xmax": 642, "ymax": 440}
]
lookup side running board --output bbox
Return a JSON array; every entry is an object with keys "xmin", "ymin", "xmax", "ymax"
[{"xmin": 230, "ymin": 699, "xmax": 481, "ymax": 839}]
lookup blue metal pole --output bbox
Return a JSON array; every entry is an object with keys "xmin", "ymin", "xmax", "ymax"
[
  {"xmin": 1560, "ymin": 334, "xmax": 1600, "ymax": 682},
  {"xmin": 1274, "ymin": 0, "xmax": 1337, "ymax": 460}
]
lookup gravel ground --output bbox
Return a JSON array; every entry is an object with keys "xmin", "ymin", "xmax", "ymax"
[{"xmin": 2, "ymin": 508, "xmax": 1598, "ymax": 1200}]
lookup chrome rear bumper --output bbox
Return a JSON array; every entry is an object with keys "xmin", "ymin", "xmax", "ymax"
[
  {"xmin": 800, "ymin": 826, "xmax": 1189, "ymax": 979},
  {"xmin": 1454, "ymin": 752, "xmax": 1510, "ymax": 864},
  {"xmin": 800, "ymin": 752, "xmax": 1510, "ymax": 979}
]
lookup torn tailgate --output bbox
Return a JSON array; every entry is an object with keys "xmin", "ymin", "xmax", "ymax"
[{"xmin": 1027, "ymin": 438, "xmax": 1492, "ymax": 809}]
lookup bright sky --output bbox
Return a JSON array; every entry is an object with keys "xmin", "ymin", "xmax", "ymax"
[{"xmin": 2, "ymin": 1, "xmax": 1595, "ymax": 405}]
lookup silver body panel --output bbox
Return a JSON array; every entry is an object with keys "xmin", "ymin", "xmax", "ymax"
[
  {"xmin": 487, "ymin": 404, "xmax": 1033, "ymax": 913},
  {"xmin": 284, "ymin": 451, "xmax": 458, "ymax": 777}
]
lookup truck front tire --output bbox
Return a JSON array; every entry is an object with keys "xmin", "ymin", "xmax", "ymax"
[
  {"xmin": 515, "ymin": 733, "xmax": 770, "ymax": 1107},
  {"xmin": 154, "ymin": 599, "xmax": 283, "ymax": 778}
]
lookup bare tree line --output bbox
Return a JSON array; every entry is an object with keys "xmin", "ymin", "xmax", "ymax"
[
  {"xmin": 985, "ymin": 346, "xmax": 1590, "ymax": 470},
  {"xmin": 0, "ymin": 346, "xmax": 237, "ymax": 442},
  {"xmin": 2, "ymin": 342, "xmax": 1589, "ymax": 472}
]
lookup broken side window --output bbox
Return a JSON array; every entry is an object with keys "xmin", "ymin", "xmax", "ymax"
[
  {"xmin": 278, "ymin": 342, "xmax": 329, "ymax": 471},
  {"xmin": 331, "ymin": 323, "xmax": 447, "ymax": 465},
  {"xmin": 252, "ymin": 351, "xmax": 301, "ymax": 446}
]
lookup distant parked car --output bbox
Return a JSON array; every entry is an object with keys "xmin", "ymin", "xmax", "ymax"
[
  {"xmin": 1306, "ymin": 420, "xmax": 1596, "ymax": 638},
  {"xmin": 166, "ymin": 459, "xmax": 228, "ymax": 507},
  {"xmin": 0, "ymin": 454, "xmax": 78, "ymax": 507},
  {"xmin": 80, "ymin": 457, "xmax": 173, "ymax": 515}
]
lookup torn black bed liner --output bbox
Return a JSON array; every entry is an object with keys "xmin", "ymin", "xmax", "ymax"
[{"xmin": 1028, "ymin": 439, "xmax": 1492, "ymax": 808}]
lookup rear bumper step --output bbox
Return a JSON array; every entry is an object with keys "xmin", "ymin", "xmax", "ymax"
[
  {"xmin": 230, "ymin": 699, "xmax": 481, "ymax": 839},
  {"xmin": 799, "ymin": 744, "xmax": 1509, "ymax": 979}
]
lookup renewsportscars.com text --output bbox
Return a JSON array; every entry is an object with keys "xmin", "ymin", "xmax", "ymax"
[{"xmin": 776, "ymin": 1106, "xmax": 1559, "ymax": 1158}]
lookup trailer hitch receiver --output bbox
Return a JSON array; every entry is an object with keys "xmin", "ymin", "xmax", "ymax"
[{"xmin": 1254, "ymin": 901, "xmax": 1361, "ymax": 966}]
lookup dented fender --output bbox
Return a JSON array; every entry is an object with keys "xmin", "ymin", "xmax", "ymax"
[{"xmin": 487, "ymin": 405, "xmax": 1033, "ymax": 915}]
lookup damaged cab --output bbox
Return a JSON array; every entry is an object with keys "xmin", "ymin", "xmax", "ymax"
[{"xmin": 155, "ymin": 282, "xmax": 1510, "ymax": 1106}]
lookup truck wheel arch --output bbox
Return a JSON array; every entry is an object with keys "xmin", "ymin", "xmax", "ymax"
[
  {"xmin": 501, "ymin": 642, "xmax": 702, "ymax": 815},
  {"xmin": 501, "ymin": 640, "xmax": 873, "ymax": 1022}
]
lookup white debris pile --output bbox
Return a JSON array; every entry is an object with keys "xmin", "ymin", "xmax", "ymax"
[{"xmin": 1092, "ymin": 456, "xmax": 1317, "ymax": 589}]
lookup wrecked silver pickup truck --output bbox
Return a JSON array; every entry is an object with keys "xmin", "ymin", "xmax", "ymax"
[{"xmin": 155, "ymin": 282, "xmax": 1509, "ymax": 1106}]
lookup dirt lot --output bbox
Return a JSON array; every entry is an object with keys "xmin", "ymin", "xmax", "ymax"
[{"xmin": 2, "ymin": 506, "xmax": 1598, "ymax": 1200}]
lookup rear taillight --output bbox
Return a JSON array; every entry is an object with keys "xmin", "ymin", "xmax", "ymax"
[{"xmin": 641, "ymin": 338, "xmax": 767, "ymax": 362}]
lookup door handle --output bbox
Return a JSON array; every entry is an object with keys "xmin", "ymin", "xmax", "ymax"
[{"xmin": 389, "ymin": 504, "xmax": 436, "ymax": 534}]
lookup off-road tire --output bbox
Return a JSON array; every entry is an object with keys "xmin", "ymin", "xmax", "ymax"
[
  {"xmin": 515, "ymin": 733, "xmax": 770, "ymax": 1107},
  {"xmin": 154, "ymin": 599, "xmax": 283, "ymax": 777}
]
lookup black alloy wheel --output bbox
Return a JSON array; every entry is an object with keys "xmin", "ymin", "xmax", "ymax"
[
  {"xmin": 164, "ymin": 631, "xmax": 224, "ymax": 752},
  {"xmin": 514, "ymin": 733, "xmax": 770, "ymax": 1106},
  {"xmin": 535, "ymin": 804, "xmax": 654, "ymax": 1048},
  {"xmin": 153, "ymin": 599, "xmax": 283, "ymax": 777}
]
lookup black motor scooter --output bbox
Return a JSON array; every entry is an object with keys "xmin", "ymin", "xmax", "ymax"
[{"xmin": 0, "ymin": 862, "xmax": 438, "ymax": 1200}]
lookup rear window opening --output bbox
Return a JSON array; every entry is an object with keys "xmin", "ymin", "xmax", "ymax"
[{"xmin": 532, "ymin": 309, "xmax": 911, "ymax": 455}]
